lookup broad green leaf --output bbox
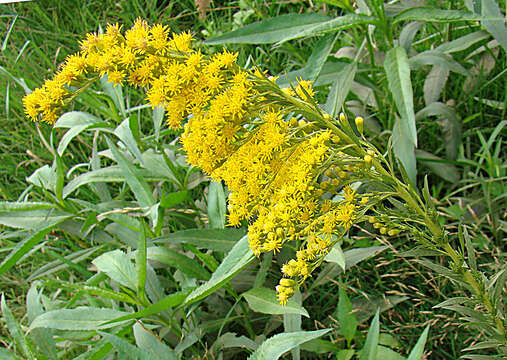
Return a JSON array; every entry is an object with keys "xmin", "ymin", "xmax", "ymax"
[
  {"xmin": 276, "ymin": 33, "xmax": 336, "ymax": 86},
  {"xmin": 277, "ymin": 14, "xmax": 375, "ymax": 43},
  {"xmin": 207, "ymin": 181, "xmax": 226, "ymax": 229},
  {"xmin": 1, "ymin": 294, "xmax": 34, "ymax": 359},
  {"xmin": 337, "ymin": 349, "xmax": 355, "ymax": 360},
  {"xmin": 56, "ymin": 122, "xmax": 110, "ymax": 156},
  {"xmin": 92, "ymin": 250, "xmax": 137, "ymax": 290},
  {"xmin": 423, "ymin": 66, "xmax": 449, "ymax": 105},
  {"xmin": 26, "ymin": 165, "xmax": 55, "ymax": 190},
  {"xmin": 160, "ymin": 191, "xmax": 189, "ymax": 209},
  {"xmin": 113, "ymin": 118, "xmax": 144, "ymax": 165},
  {"xmin": 409, "ymin": 51, "xmax": 468, "ymax": 74},
  {"xmin": 344, "ymin": 246, "xmax": 387, "ymax": 269},
  {"xmin": 393, "ymin": 116, "xmax": 417, "ymax": 186},
  {"xmin": 393, "ymin": 7, "xmax": 481, "ymax": 24},
  {"xmin": 184, "ymin": 235, "xmax": 254, "ymax": 305},
  {"xmin": 146, "ymin": 247, "xmax": 210, "ymax": 280},
  {"xmin": 385, "ymin": 47, "xmax": 417, "ymax": 146},
  {"xmin": 100, "ymin": 74, "xmax": 126, "ymax": 117},
  {"xmin": 153, "ymin": 228, "xmax": 246, "ymax": 252},
  {"xmin": 213, "ymin": 332, "xmax": 258, "ymax": 351},
  {"xmin": 0, "ymin": 349, "xmax": 18, "ymax": 360},
  {"xmin": 248, "ymin": 329, "xmax": 331, "ymax": 360},
  {"xmin": 54, "ymin": 282, "xmax": 137, "ymax": 304},
  {"xmin": 106, "ymin": 137, "xmax": 155, "ymax": 209},
  {"xmin": 415, "ymin": 150, "xmax": 460, "ymax": 183},
  {"xmin": 243, "ymin": 287, "xmax": 309, "ymax": 317},
  {"xmin": 300, "ymin": 338, "xmax": 340, "ymax": 354},
  {"xmin": 435, "ymin": 30, "xmax": 490, "ymax": 53},
  {"xmin": 324, "ymin": 62, "xmax": 357, "ymax": 118},
  {"xmin": 399, "ymin": 21, "xmax": 423, "ymax": 51},
  {"xmin": 28, "ymin": 307, "xmax": 131, "ymax": 332},
  {"xmin": 359, "ymin": 310, "xmax": 379, "ymax": 360},
  {"xmin": 0, "ymin": 202, "xmax": 57, "ymax": 212},
  {"xmin": 136, "ymin": 222, "xmax": 148, "ymax": 300},
  {"xmin": 63, "ymin": 166, "xmax": 159, "ymax": 198},
  {"xmin": 99, "ymin": 332, "xmax": 153, "ymax": 360},
  {"xmin": 26, "ymin": 284, "xmax": 57, "ymax": 360},
  {"xmin": 283, "ymin": 290, "xmax": 303, "ymax": 360},
  {"xmin": 377, "ymin": 346, "xmax": 405, "ymax": 360},
  {"xmin": 337, "ymin": 287, "xmax": 357, "ymax": 346},
  {"xmin": 152, "ymin": 106, "xmax": 164, "ymax": 143},
  {"xmin": 0, "ymin": 207, "xmax": 69, "ymax": 230},
  {"xmin": 0, "ymin": 220, "xmax": 67, "ymax": 276},
  {"xmin": 54, "ymin": 111, "xmax": 102, "ymax": 128},
  {"xmin": 353, "ymin": 296, "xmax": 409, "ymax": 323},
  {"xmin": 133, "ymin": 323, "xmax": 177, "ymax": 360},
  {"xmin": 323, "ymin": 243, "xmax": 346, "ymax": 270},
  {"xmin": 141, "ymin": 149, "xmax": 179, "ymax": 184},
  {"xmin": 103, "ymin": 291, "xmax": 189, "ymax": 326},
  {"xmin": 206, "ymin": 13, "xmax": 330, "ymax": 44},
  {"xmin": 407, "ymin": 325, "xmax": 430, "ymax": 360},
  {"xmin": 480, "ymin": 0, "xmax": 507, "ymax": 53}
]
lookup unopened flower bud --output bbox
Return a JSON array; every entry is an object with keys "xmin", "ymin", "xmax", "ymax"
[
  {"xmin": 339, "ymin": 113, "xmax": 347, "ymax": 122},
  {"xmin": 388, "ymin": 229, "xmax": 400, "ymax": 236},
  {"xmin": 368, "ymin": 216, "xmax": 376, "ymax": 223},
  {"xmin": 360, "ymin": 197, "xmax": 369, "ymax": 204},
  {"xmin": 380, "ymin": 227, "xmax": 387, "ymax": 234},
  {"xmin": 364, "ymin": 155, "xmax": 372, "ymax": 163},
  {"xmin": 323, "ymin": 113, "xmax": 331, "ymax": 121},
  {"xmin": 280, "ymin": 278, "xmax": 296, "ymax": 287},
  {"xmin": 332, "ymin": 135, "xmax": 341, "ymax": 143},
  {"xmin": 373, "ymin": 222, "xmax": 382, "ymax": 229},
  {"xmin": 298, "ymin": 119, "xmax": 307, "ymax": 128},
  {"xmin": 355, "ymin": 116, "xmax": 364, "ymax": 134}
]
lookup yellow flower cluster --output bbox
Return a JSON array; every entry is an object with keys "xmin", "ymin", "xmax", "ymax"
[{"xmin": 23, "ymin": 21, "xmax": 379, "ymax": 305}]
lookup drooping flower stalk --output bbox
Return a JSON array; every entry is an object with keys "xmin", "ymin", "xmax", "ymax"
[{"xmin": 21, "ymin": 22, "xmax": 507, "ymax": 345}]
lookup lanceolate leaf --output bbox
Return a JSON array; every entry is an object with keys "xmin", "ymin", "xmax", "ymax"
[
  {"xmin": 99, "ymin": 332, "xmax": 153, "ymax": 360},
  {"xmin": 324, "ymin": 62, "xmax": 357, "ymax": 118},
  {"xmin": 277, "ymin": 14, "xmax": 375, "ymax": 43},
  {"xmin": 153, "ymin": 228, "xmax": 246, "ymax": 252},
  {"xmin": 393, "ymin": 7, "xmax": 481, "ymax": 24},
  {"xmin": 92, "ymin": 250, "xmax": 137, "ymax": 290},
  {"xmin": 184, "ymin": 235, "xmax": 254, "ymax": 306},
  {"xmin": 243, "ymin": 287, "xmax": 309, "ymax": 317},
  {"xmin": 407, "ymin": 325, "xmax": 430, "ymax": 360},
  {"xmin": 480, "ymin": 0, "xmax": 507, "ymax": 53},
  {"xmin": 359, "ymin": 310, "xmax": 379, "ymax": 360},
  {"xmin": 206, "ymin": 13, "xmax": 330, "ymax": 44},
  {"xmin": 248, "ymin": 329, "xmax": 331, "ymax": 360},
  {"xmin": 385, "ymin": 46, "xmax": 417, "ymax": 146},
  {"xmin": 1, "ymin": 294, "xmax": 34, "ymax": 359},
  {"xmin": 28, "ymin": 307, "xmax": 131, "ymax": 332},
  {"xmin": 133, "ymin": 323, "xmax": 177, "ymax": 360}
]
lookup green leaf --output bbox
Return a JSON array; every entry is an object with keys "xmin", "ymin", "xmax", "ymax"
[
  {"xmin": 26, "ymin": 284, "xmax": 57, "ymax": 360},
  {"xmin": 207, "ymin": 181, "xmax": 226, "ymax": 229},
  {"xmin": 337, "ymin": 287, "xmax": 357, "ymax": 345},
  {"xmin": 393, "ymin": 7, "xmax": 481, "ymax": 24},
  {"xmin": 136, "ymin": 222, "xmax": 148, "ymax": 300},
  {"xmin": 1, "ymin": 294, "xmax": 34, "ymax": 359},
  {"xmin": 184, "ymin": 235, "xmax": 254, "ymax": 306},
  {"xmin": 409, "ymin": 51, "xmax": 468, "ymax": 74},
  {"xmin": 102, "ymin": 291, "xmax": 189, "ymax": 326},
  {"xmin": 113, "ymin": 118, "xmax": 144, "ymax": 165},
  {"xmin": 377, "ymin": 346, "xmax": 405, "ymax": 360},
  {"xmin": 277, "ymin": 33, "xmax": 337, "ymax": 86},
  {"xmin": 159, "ymin": 191, "xmax": 189, "ymax": 209},
  {"xmin": 283, "ymin": 290, "xmax": 303, "ymax": 360},
  {"xmin": 423, "ymin": 66, "xmax": 449, "ymax": 106},
  {"xmin": 146, "ymin": 247, "xmax": 210, "ymax": 280},
  {"xmin": 54, "ymin": 111, "xmax": 102, "ymax": 128},
  {"xmin": 99, "ymin": 332, "xmax": 153, "ymax": 360},
  {"xmin": 277, "ymin": 13, "xmax": 375, "ymax": 43},
  {"xmin": 205, "ymin": 13, "xmax": 330, "ymax": 44},
  {"xmin": 435, "ymin": 30, "xmax": 490, "ymax": 53},
  {"xmin": 28, "ymin": 307, "xmax": 131, "ymax": 332},
  {"xmin": 407, "ymin": 325, "xmax": 430, "ymax": 360},
  {"xmin": 393, "ymin": 116, "xmax": 417, "ymax": 187},
  {"xmin": 106, "ymin": 137, "xmax": 155, "ymax": 209},
  {"xmin": 415, "ymin": 150, "xmax": 460, "ymax": 183},
  {"xmin": 213, "ymin": 332, "xmax": 258, "ymax": 352},
  {"xmin": 152, "ymin": 106, "xmax": 164, "ymax": 143},
  {"xmin": 243, "ymin": 287, "xmax": 309, "ymax": 317},
  {"xmin": 0, "ymin": 220, "xmax": 67, "ymax": 276},
  {"xmin": 248, "ymin": 329, "xmax": 331, "ymax": 360},
  {"xmin": 324, "ymin": 62, "xmax": 357, "ymax": 118},
  {"xmin": 323, "ymin": 243, "xmax": 346, "ymax": 271},
  {"xmin": 133, "ymin": 323, "xmax": 177, "ymax": 360},
  {"xmin": 92, "ymin": 250, "xmax": 137, "ymax": 290},
  {"xmin": 100, "ymin": 74, "xmax": 126, "ymax": 118},
  {"xmin": 153, "ymin": 228, "xmax": 246, "ymax": 252},
  {"xmin": 0, "ymin": 207, "xmax": 69, "ymax": 230},
  {"xmin": 0, "ymin": 348, "xmax": 18, "ymax": 360},
  {"xmin": 480, "ymin": 0, "xmax": 507, "ymax": 53},
  {"xmin": 359, "ymin": 310, "xmax": 379, "ymax": 360},
  {"xmin": 385, "ymin": 47, "xmax": 417, "ymax": 146}
]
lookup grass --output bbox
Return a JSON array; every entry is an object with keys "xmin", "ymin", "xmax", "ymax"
[{"xmin": 0, "ymin": 1, "xmax": 505, "ymax": 359}]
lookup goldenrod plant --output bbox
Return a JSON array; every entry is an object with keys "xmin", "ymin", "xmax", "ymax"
[{"xmin": 17, "ymin": 20, "xmax": 506, "ymax": 358}]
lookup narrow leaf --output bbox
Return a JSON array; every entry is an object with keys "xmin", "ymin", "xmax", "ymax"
[{"xmin": 243, "ymin": 287, "xmax": 309, "ymax": 317}]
